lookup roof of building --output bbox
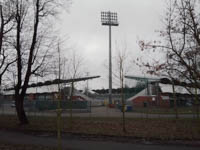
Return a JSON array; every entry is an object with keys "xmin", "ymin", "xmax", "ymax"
[
  {"xmin": 126, "ymin": 83, "xmax": 194, "ymax": 102},
  {"xmin": 4, "ymin": 76, "xmax": 100, "ymax": 91},
  {"xmin": 3, "ymin": 76, "xmax": 101, "ymax": 95},
  {"xmin": 159, "ymin": 83, "xmax": 190, "ymax": 94},
  {"xmin": 3, "ymin": 84, "xmax": 59, "ymax": 95}
]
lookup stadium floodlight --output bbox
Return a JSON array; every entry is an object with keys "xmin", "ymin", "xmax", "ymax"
[
  {"xmin": 101, "ymin": 11, "xmax": 119, "ymax": 26},
  {"xmin": 101, "ymin": 11, "xmax": 119, "ymax": 105}
]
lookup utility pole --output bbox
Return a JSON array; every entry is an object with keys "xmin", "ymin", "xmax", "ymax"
[{"xmin": 101, "ymin": 11, "xmax": 119, "ymax": 105}]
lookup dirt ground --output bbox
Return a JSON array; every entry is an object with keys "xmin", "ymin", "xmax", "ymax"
[{"xmin": 0, "ymin": 129, "xmax": 200, "ymax": 150}]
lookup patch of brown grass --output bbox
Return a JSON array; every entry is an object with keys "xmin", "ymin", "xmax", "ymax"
[
  {"xmin": 0, "ymin": 115, "xmax": 200, "ymax": 140},
  {"xmin": 0, "ymin": 143, "xmax": 56, "ymax": 150}
]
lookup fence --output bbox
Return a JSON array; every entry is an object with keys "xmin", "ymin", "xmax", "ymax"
[
  {"xmin": 0, "ymin": 98, "xmax": 199, "ymax": 119},
  {"xmin": 0, "ymin": 99, "xmax": 91, "ymax": 115}
]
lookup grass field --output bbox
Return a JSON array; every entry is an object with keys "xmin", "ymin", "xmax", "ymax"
[{"xmin": 0, "ymin": 115, "xmax": 200, "ymax": 141}]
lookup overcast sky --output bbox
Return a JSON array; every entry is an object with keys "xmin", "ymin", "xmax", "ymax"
[{"xmin": 56, "ymin": 0, "xmax": 166, "ymax": 90}]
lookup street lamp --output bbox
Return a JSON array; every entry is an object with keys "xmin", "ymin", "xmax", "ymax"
[{"xmin": 101, "ymin": 11, "xmax": 119, "ymax": 105}]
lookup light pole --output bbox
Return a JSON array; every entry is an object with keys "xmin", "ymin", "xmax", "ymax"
[{"xmin": 101, "ymin": 11, "xmax": 119, "ymax": 105}]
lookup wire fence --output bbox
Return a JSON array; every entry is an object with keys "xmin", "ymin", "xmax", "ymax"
[
  {"xmin": 0, "ymin": 98, "xmax": 199, "ymax": 119},
  {"xmin": 0, "ymin": 99, "xmax": 92, "ymax": 117}
]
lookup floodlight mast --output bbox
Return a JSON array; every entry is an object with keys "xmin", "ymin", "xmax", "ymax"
[{"xmin": 101, "ymin": 11, "xmax": 119, "ymax": 105}]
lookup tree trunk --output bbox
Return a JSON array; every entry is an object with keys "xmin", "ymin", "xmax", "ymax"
[
  {"xmin": 69, "ymin": 82, "xmax": 74, "ymax": 129},
  {"xmin": 172, "ymin": 82, "xmax": 178, "ymax": 119},
  {"xmin": 196, "ymin": 105, "xmax": 200, "ymax": 119},
  {"xmin": 195, "ymin": 87, "xmax": 199, "ymax": 119},
  {"xmin": 122, "ymin": 104, "xmax": 126, "ymax": 133},
  {"xmin": 15, "ymin": 95, "xmax": 29, "ymax": 125},
  {"xmin": 121, "ymin": 77, "xmax": 126, "ymax": 133}
]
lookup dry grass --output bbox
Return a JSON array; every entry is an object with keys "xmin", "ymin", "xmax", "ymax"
[
  {"xmin": 0, "ymin": 143, "xmax": 57, "ymax": 150},
  {"xmin": 0, "ymin": 115, "xmax": 200, "ymax": 140}
]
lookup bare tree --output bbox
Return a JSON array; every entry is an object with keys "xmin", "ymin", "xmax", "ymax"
[
  {"xmin": 66, "ymin": 49, "xmax": 85, "ymax": 128},
  {"xmin": 138, "ymin": 0, "xmax": 200, "ymax": 118},
  {"xmin": 0, "ymin": 1, "xmax": 15, "ymax": 89},
  {"xmin": 113, "ymin": 41, "xmax": 132, "ymax": 133},
  {"xmin": 9, "ymin": 0, "xmax": 71, "ymax": 125}
]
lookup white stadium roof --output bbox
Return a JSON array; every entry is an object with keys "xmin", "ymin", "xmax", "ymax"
[{"xmin": 159, "ymin": 83, "xmax": 190, "ymax": 94}]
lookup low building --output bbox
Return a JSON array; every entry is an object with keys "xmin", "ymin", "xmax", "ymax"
[{"xmin": 126, "ymin": 82, "xmax": 196, "ymax": 108}]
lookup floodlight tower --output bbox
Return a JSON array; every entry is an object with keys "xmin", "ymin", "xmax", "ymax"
[{"xmin": 101, "ymin": 11, "xmax": 119, "ymax": 105}]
